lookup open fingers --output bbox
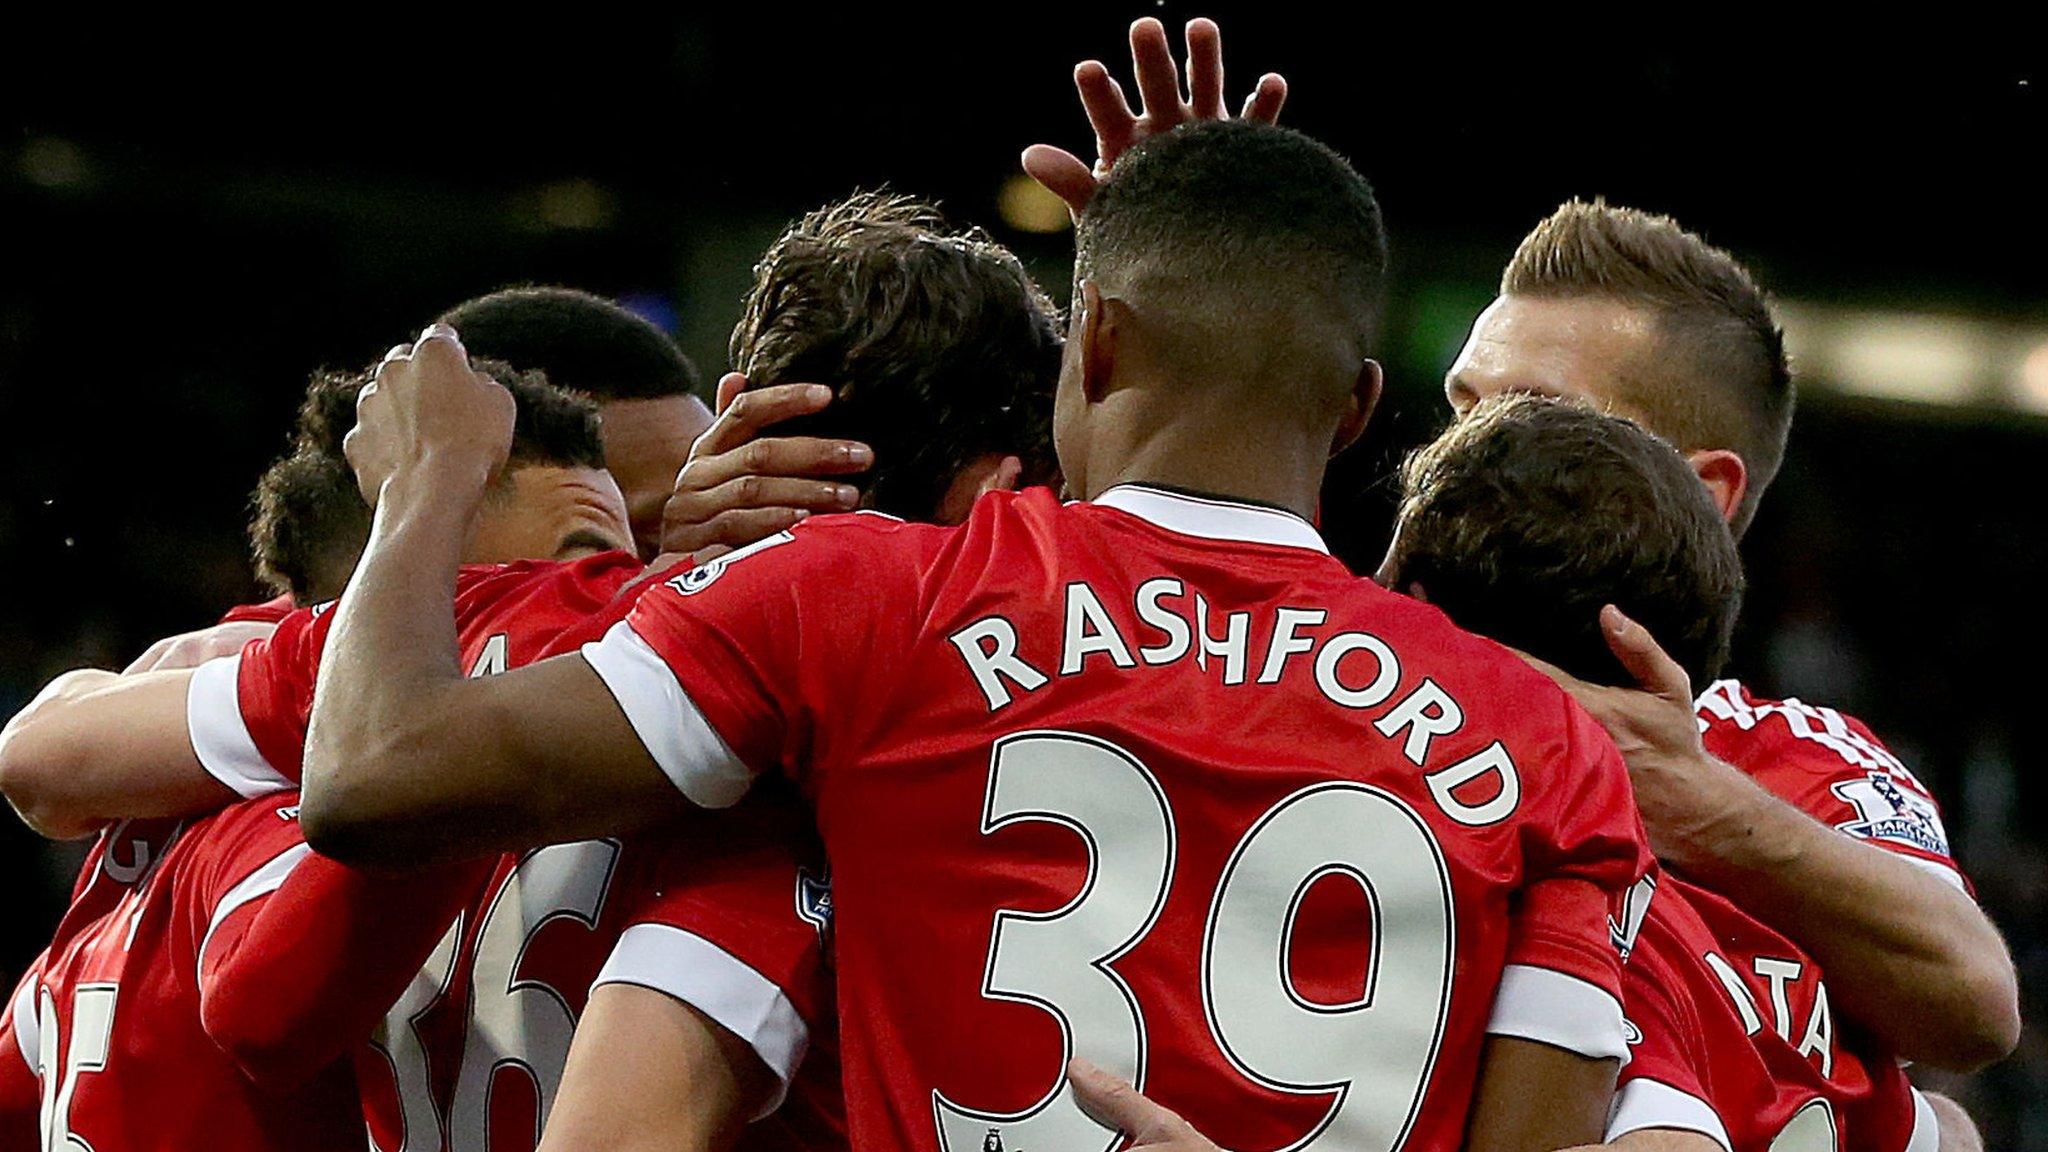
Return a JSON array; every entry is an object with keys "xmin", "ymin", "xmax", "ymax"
[
  {"xmin": 691, "ymin": 383, "xmax": 835, "ymax": 458},
  {"xmin": 1184, "ymin": 18, "xmax": 1224, "ymax": 119},
  {"xmin": 680, "ymin": 436, "xmax": 872, "ymax": 493},
  {"xmin": 1128, "ymin": 17, "xmax": 1184, "ymax": 123},
  {"xmin": 661, "ymin": 507, "xmax": 811, "ymax": 561},
  {"xmin": 1242, "ymin": 72, "xmax": 1287, "ymax": 123},
  {"xmin": 1075, "ymin": 59, "xmax": 1137, "ymax": 164}
]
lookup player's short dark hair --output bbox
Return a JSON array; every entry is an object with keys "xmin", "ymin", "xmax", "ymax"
[
  {"xmin": 730, "ymin": 191, "xmax": 1064, "ymax": 520},
  {"xmin": 1383, "ymin": 393, "xmax": 1744, "ymax": 691},
  {"xmin": 1075, "ymin": 120, "xmax": 1387, "ymax": 389},
  {"xmin": 439, "ymin": 286, "xmax": 702, "ymax": 402},
  {"xmin": 248, "ymin": 359, "xmax": 607, "ymax": 602},
  {"xmin": 1503, "ymin": 200, "xmax": 1792, "ymax": 537}
]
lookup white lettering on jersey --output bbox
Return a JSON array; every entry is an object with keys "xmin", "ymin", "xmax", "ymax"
[
  {"xmin": 946, "ymin": 580, "xmax": 1526, "ymax": 827},
  {"xmin": 1424, "ymin": 742, "xmax": 1520, "ymax": 827},
  {"xmin": 1133, "ymin": 579, "xmax": 1192, "ymax": 665},
  {"xmin": 949, "ymin": 617, "xmax": 1050, "ymax": 711},
  {"xmin": 1258, "ymin": 608, "xmax": 1327, "ymax": 685},
  {"xmin": 1061, "ymin": 583, "xmax": 1136, "ymax": 675},
  {"xmin": 1375, "ymin": 680, "xmax": 1464, "ymax": 766}
]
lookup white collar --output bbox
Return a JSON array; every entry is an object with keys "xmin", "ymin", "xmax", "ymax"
[{"xmin": 1090, "ymin": 484, "xmax": 1329, "ymax": 555}]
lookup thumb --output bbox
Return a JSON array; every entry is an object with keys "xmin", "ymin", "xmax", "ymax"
[
  {"xmin": 1068, "ymin": 1058, "xmax": 1192, "ymax": 1145},
  {"xmin": 1600, "ymin": 605, "xmax": 1692, "ymax": 701},
  {"xmin": 1021, "ymin": 145, "xmax": 1097, "ymax": 218}
]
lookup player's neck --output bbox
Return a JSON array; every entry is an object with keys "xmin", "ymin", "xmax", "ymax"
[{"xmin": 1076, "ymin": 396, "xmax": 1328, "ymax": 521}]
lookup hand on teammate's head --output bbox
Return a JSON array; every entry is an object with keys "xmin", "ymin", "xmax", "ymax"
[
  {"xmin": 342, "ymin": 324, "xmax": 518, "ymax": 505},
  {"xmin": 1023, "ymin": 17, "xmax": 1288, "ymax": 218},
  {"xmin": 657, "ymin": 372, "xmax": 872, "ymax": 563}
]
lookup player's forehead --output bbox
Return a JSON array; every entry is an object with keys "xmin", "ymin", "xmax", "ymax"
[{"xmin": 1446, "ymin": 295, "xmax": 1656, "ymax": 410}]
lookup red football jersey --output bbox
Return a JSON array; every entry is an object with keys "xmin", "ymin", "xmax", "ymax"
[
  {"xmin": 1610, "ymin": 872, "xmax": 1936, "ymax": 1152},
  {"xmin": 583, "ymin": 484, "xmax": 1653, "ymax": 1152},
  {"xmin": 185, "ymin": 550, "xmax": 839, "ymax": 1152},
  {"xmin": 1695, "ymin": 680, "xmax": 1963, "ymax": 891},
  {"xmin": 18, "ymin": 794, "xmax": 362, "ymax": 1150}
]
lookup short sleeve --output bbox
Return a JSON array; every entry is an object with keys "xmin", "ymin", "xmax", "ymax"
[
  {"xmin": 1607, "ymin": 913, "xmax": 1732, "ymax": 1151},
  {"xmin": 593, "ymin": 788, "xmax": 831, "ymax": 1114},
  {"xmin": 185, "ymin": 605, "xmax": 335, "ymax": 795},
  {"xmin": 1485, "ymin": 692, "xmax": 1655, "ymax": 1061},
  {"xmin": 1696, "ymin": 681, "xmax": 1966, "ymax": 892},
  {"xmin": 578, "ymin": 515, "xmax": 919, "ymax": 805}
]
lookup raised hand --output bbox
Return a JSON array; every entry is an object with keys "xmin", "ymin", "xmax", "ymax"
[
  {"xmin": 1024, "ymin": 17, "xmax": 1287, "ymax": 217},
  {"xmin": 658, "ymin": 372, "xmax": 873, "ymax": 563},
  {"xmin": 342, "ymin": 324, "xmax": 516, "ymax": 507}
]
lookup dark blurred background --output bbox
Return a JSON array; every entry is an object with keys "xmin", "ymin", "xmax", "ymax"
[{"xmin": 2, "ymin": 7, "xmax": 2043, "ymax": 1145}]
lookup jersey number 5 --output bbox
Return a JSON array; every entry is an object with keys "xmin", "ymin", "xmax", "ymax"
[{"xmin": 932, "ymin": 731, "xmax": 1454, "ymax": 1152}]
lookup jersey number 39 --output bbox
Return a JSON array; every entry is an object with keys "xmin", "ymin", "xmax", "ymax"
[{"xmin": 933, "ymin": 731, "xmax": 1455, "ymax": 1152}]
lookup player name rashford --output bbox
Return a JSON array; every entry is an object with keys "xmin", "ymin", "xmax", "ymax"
[{"xmin": 946, "ymin": 577, "xmax": 1523, "ymax": 827}]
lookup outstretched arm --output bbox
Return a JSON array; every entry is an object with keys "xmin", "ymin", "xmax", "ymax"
[
  {"xmin": 300, "ymin": 329, "xmax": 685, "ymax": 868},
  {"xmin": 0, "ymin": 667, "xmax": 230, "ymax": 838},
  {"xmin": 1530, "ymin": 607, "xmax": 2020, "ymax": 1071}
]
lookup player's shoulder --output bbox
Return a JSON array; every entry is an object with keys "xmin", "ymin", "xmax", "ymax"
[{"xmin": 1694, "ymin": 678, "xmax": 1914, "ymax": 779}]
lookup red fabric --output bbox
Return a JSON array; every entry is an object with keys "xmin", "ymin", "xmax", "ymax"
[
  {"xmin": 24, "ymin": 798, "xmax": 361, "ymax": 1150},
  {"xmin": 1621, "ymin": 871, "xmax": 1924, "ymax": 1152},
  {"xmin": 219, "ymin": 595, "xmax": 296, "ymax": 625},
  {"xmin": 1698, "ymin": 679, "xmax": 1967, "ymax": 891},
  {"xmin": 612, "ymin": 487, "xmax": 1652, "ymax": 1152},
  {"xmin": 212, "ymin": 548, "xmax": 841, "ymax": 1150}
]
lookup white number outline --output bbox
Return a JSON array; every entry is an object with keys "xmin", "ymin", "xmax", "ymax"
[
  {"xmin": 932, "ymin": 731, "xmax": 1176, "ymax": 1152},
  {"xmin": 1201, "ymin": 782, "xmax": 1453, "ymax": 1152}
]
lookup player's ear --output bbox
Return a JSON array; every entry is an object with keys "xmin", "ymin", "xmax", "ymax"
[
  {"xmin": 1332, "ymin": 359, "xmax": 1383, "ymax": 456},
  {"xmin": 1077, "ymin": 281, "xmax": 1115, "ymax": 405},
  {"xmin": 1686, "ymin": 449, "xmax": 1748, "ymax": 527},
  {"xmin": 714, "ymin": 371, "xmax": 748, "ymax": 415},
  {"xmin": 934, "ymin": 455, "xmax": 1025, "ymax": 524}
]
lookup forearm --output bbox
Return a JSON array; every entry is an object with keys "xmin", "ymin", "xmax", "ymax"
[
  {"xmin": 0, "ymin": 668, "xmax": 225, "ymax": 838},
  {"xmin": 1667, "ymin": 773, "xmax": 2019, "ymax": 1068},
  {"xmin": 301, "ymin": 466, "xmax": 481, "ymax": 862}
]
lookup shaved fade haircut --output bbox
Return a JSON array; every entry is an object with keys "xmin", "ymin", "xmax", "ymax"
[
  {"xmin": 732, "ymin": 191, "xmax": 1063, "ymax": 520},
  {"xmin": 1076, "ymin": 120, "xmax": 1387, "ymax": 404},
  {"xmin": 1503, "ymin": 199, "xmax": 1792, "ymax": 536}
]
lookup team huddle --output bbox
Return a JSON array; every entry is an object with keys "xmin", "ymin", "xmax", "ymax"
[{"xmin": 0, "ymin": 18, "xmax": 2022, "ymax": 1152}]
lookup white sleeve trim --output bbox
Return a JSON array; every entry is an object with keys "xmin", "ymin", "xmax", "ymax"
[
  {"xmin": 1895, "ymin": 851, "xmax": 1969, "ymax": 894},
  {"xmin": 197, "ymin": 841, "xmax": 311, "ymax": 975},
  {"xmin": 1485, "ymin": 963, "xmax": 1630, "ymax": 1062},
  {"xmin": 580, "ymin": 622, "xmax": 756, "ymax": 809},
  {"xmin": 592, "ymin": 922, "xmax": 809, "ymax": 1118},
  {"xmin": 186, "ymin": 653, "xmax": 294, "ymax": 799},
  {"xmin": 1905, "ymin": 1089, "xmax": 1940, "ymax": 1152},
  {"xmin": 1606, "ymin": 1078, "xmax": 1733, "ymax": 1152},
  {"xmin": 10, "ymin": 978, "xmax": 36, "ymax": 1069}
]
